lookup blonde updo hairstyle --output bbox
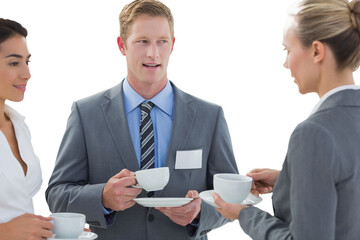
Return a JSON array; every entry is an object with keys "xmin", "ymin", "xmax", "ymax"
[{"xmin": 295, "ymin": 0, "xmax": 360, "ymax": 71}]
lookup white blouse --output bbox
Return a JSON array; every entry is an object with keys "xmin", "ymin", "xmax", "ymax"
[{"xmin": 0, "ymin": 105, "xmax": 42, "ymax": 223}]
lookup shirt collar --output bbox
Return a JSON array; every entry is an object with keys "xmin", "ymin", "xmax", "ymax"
[
  {"xmin": 123, "ymin": 78, "xmax": 174, "ymax": 117},
  {"xmin": 310, "ymin": 84, "xmax": 360, "ymax": 115},
  {"xmin": 4, "ymin": 105, "xmax": 25, "ymax": 122}
]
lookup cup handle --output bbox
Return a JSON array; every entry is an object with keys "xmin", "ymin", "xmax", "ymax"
[{"xmin": 130, "ymin": 175, "xmax": 142, "ymax": 188}]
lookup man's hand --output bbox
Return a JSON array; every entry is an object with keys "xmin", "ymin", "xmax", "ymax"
[
  {"xmin": 0, "ymin": 213, "xmax": 53, "ymax": 240},
  {"xmin": 212, "ymin": 192, "xmax": 248, "ymax": 220},
  {"xmin": 102, "ymin": 169, "xmax": 142, "ymax": 211},
  {"xmin": 247, "ymin": 168, "xmax": 280, "ymax": 196},
  {"xmin": 156, "ymin": 190, "xmax": 201, "ymax": 226}
]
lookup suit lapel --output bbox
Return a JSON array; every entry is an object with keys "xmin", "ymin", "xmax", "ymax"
[
  {"xmin": 101, "ymin": 81, "xmax": 140, "ymax": 172},
  {"xmin": 156, "ymin": 83, "xmax": 197, "ymax": 197}
]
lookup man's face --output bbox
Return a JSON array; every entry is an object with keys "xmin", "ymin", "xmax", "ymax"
[{"xmin": 118, "ymin": 14, "xmax": 174, "ymax": 88}]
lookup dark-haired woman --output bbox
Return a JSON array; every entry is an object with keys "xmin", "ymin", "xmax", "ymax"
[{"xmin": 0, "ymin": 18, "xmax": 53, "ymax": 240}]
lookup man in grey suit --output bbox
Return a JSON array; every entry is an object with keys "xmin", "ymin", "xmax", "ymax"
[{"xmin": 46, "ymin": 0, "xmax": 238, "ymax": 239}]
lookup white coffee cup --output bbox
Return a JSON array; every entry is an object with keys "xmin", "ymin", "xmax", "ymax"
[
  {"xmin": 50, "ymin": 212, "xmax": 85, "ymax": 239},
  {"xmin": 214, "ymin": 173, "xmax": 252, "ymax": 203},
  {"xmin": 135, "ymin": 167, "xmax": 169, "ymax": 191}
]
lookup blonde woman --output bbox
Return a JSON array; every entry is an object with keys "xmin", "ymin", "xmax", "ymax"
[
  {"xmin": 213, "ymin": 0, "xmax": 360, "ymax": 239},
  {"xmin": 0, "ymin": 19, "xmax": 53, "ymax": 240}
]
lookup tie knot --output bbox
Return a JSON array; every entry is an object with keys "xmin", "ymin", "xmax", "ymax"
[{"xmin": 140, "ymin": 101, "xmax": 154, "ymax": 114}]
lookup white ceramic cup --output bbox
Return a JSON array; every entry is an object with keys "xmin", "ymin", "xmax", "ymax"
[
  {"xmin": 50, "ymin": 212, "xmax": 85, "ymax": 239},
  {"xmin": 214, "ymin": 173, "xmax": 252, "ymax": 203},
  {"xmin": 135, "ymin": 167, "xmax": 169, "ymax": 191}
]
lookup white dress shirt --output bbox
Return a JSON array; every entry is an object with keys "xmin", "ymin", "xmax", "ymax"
[{"xmin": 0, "ymin": 105, "xmax": 42, "ymax": 223}]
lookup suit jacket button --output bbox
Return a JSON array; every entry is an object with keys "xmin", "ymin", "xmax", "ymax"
[{"xmin": 148, "ymin": 214, "xmax": 154, "ymax": 222}]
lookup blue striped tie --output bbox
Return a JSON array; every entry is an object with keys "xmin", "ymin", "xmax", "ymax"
[{"xmin": 140, "ymin": 101, "xmax": 155, "ymax": 170}]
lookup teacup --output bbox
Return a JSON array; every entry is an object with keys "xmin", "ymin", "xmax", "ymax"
[
  {"xmin": 50, "ymin": 212, "xmax": 85, "ymax": 239},
  {"xmin": 135, "ymin": 167, "xmax": 169, "ymax": 191},
  {"xmin": 214, "ymin": 173, "xmax": 252, "ymax": 203}
]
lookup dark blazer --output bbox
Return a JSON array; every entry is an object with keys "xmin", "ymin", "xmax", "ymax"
[
  {"xmin": 239, "ymin": 89, "xmax": 360, "ymax": 240},
  {"xmin": 46, "ymin": 81, "xmax": 238, "ymax": 240}
]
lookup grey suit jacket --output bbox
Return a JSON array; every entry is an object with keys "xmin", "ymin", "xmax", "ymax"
[
  {"xmin": 46, "ymin": 81, "xmax": 238, "ymax": 240},
  {"xmin": 239, "ymin": 89, "xmax": 360, "ymax": 240}
]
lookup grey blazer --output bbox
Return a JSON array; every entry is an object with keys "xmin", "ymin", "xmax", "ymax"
[
  {"xmin": 239, "ymin": 89, "xmax": 360, "ymax": 240},
  {"xmin": 46, "ymin": 81, "xmax": 238, "ymax": 240}
]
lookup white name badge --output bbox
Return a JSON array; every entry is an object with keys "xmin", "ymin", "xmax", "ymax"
[{"xmin": 175, "ymin": 149, "xmax": 202, "ymax": 169}]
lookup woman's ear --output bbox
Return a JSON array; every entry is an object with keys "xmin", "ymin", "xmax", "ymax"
[{"xmin": 312, "ymin": 40, "xmax": 325, "ymax": 64}]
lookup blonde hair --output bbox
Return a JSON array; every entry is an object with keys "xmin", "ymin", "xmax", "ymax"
[
  {"xmin": 295, "ymin": 0, "xmax": 360, "ymax": 70},
  {"xmin": 119, "ymin": 0, "xmax": 174, "ymax": 45}
]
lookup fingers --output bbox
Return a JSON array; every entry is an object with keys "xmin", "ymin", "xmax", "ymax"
[
  {"xmin": 113, "ymin": 169, "xmax": 135, "ymax": 179},
  {"xmin": 157, "ymin": 199, "xmax": 199, "ymax": 215},
  {"xmin": 247, "ymin": 168, "xmax": 279, "ymax": 191},
  {"xmin": 108, "ymin": 194, "xmax": 137, "ymax": 211},
  {"xmin": 40, "ymin": 228, "xmax": 53, "ymax": 239},
  {"xmin": 108, "ymin": 176, "xmax": 138, "ymax": 191},
  {"xmin": 118, "ymin": 199, "xmax": 137, "ymax": 210},
  {"xmin": 156, "ymin": 208, "xmax": 193, "ymax": 226},
  {"xmin": 251, "ymin": 180, "xmax": 273, "ymax": 195},
  {"xmin": 213, "ymin": 193, "xmax": 229, "ymax": 216},
  {"xmin": 212, "ymin": 192, "xmax": 245, "ymax": 220},
  {"xmin": 247, "ymin": 171, "xmax": 266, "ymax": 182},
  {"xmin": 38, "ymin": 219, "xmax": 53, "ymax": 231},
  {"xmin": 23, "ymin": 214, "xmax": 53, "ymax": 230},
  {"xmin": 34, "ymin": 215, "xmax": 52, "ymax": 221},
  {"xmin": 247, "ymin": 168, "xmax": 267, "ymax": 175},
  {"xmin": 102, "ymin": 172, "xmax": 142, "ymax": 210},
  {"xmin": 185, "ymin": 190, "xmax": 199, "ymax": 199},
  {"xmin": 159, "ymin": 190, "xmax": 200, "ymax": 215},
  {"xmin": 250, "ymin": 189, "xmax": 260, "ymax": 196},
  {"xmin": 158, "ymin": 210, "xmax": 189, "ymax": 226},
  {"xmin": 156, "ymin": 196, "xmax": 201, "ymax": 226},
  {"xmin": 212, "ymin": 192, "xmax": 226, "ymax": 208}
]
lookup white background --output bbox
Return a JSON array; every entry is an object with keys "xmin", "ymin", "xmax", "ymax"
[{"xmin": 2, "ymin": 1, "xmax": 359, "ymax": 239}]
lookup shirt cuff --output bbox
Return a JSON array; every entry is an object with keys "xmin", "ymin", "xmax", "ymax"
[
  {"xmin": 186, "ymin": 218, "xmax": 200, "ymax": 236},
  {"xmin": 102, "ymin": 205, "xmax": 114, "ymax": 215}
]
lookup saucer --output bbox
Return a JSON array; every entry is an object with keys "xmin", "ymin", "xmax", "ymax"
[
  {"xmin": 134, "ymin": 197, "xmax": 193, "ymax": 207},
  {"xmin": 79, "ymin": 232, "xmax": 98, "ymax": 239},
  {"xmin": 199, "ymin": 190, "xmax": 262, "ymax": 208},
  {"xmin": 48, "ymin": 231, "xmax": 98, "ymax": 240}
]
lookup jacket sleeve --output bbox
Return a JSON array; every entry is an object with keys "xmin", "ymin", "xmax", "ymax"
[
  {"xmin": 192, "ymin": 107, "xmax": 239, "ymax": 238},
  {"xmin": 45, "ymin": 102, "xmax": 108, "ymax": 228},
  {"xmin": 238, "ymin": 122, "xmax": 339, "ymax": 240}
]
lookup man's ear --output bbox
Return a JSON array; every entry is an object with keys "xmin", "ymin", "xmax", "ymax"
[
  {"xmin": 117, "ymin": 36, "xmax": 127, "ymax": 56},
  {"xmin": 312, "ymin": 40, "xmax": 325, "ymax": 64},
  {"xmin": 171, "ymin": 37, "xmax": 175, "ymax": 53}
]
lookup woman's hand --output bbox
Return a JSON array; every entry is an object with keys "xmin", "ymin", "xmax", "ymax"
[
  {"xmin": 247, "ymin": 168, "xmax": 280, "ymax": 196},
  {"xmin": 0, "ymin": 213, "xmax": 53, "ymax": 240},
  {"xmin": 212, "ymin": 192, "xmax": 248, "ymax": 220}
]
